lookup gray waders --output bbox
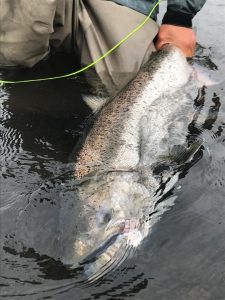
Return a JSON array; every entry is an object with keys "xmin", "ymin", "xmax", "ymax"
[{"xmin": 0, "ymin": 0, "xmax": 158, "ymax": 93}]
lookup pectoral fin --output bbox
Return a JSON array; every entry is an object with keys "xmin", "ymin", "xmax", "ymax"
[
  {"xmin": 192, "ymin": 64, "xmax": 222, "ymax": 87},
  {"xmin": 168, "ymin": 139, "xmax": 203, "ymax": 164},
  {"xmin": 152, "ymin": 139, "xmax": 203, "ymax": 175},
  {"xmin": 82, "ymin": 94, "xmax": 109, "ymax": 112}
]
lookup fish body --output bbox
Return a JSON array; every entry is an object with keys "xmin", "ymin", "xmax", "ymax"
[
  {"xmin": 75, "ymin": 46, "xmax": 191, "ymax": 178},
  {"xmin": 67, "ymin": 46, "xmax": 200, "ymax": 281}
]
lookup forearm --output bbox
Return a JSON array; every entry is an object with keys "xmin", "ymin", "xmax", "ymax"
[{"xmin": 162, "ymin": 0, "xmax": 207, "ymax": 27}]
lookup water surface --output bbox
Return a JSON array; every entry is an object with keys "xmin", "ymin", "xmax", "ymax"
[{"xmin": 1, "ymin": 0, "xmax": 225, "ymax": 299}]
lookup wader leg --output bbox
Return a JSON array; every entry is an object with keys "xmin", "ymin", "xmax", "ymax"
[
  {"xmin": 75, "ymin": 0, "xmax": 159, "ymax": 95},
  {"xmin": 0, "ymin": 0, "xmax": 57, "ymax": 68}
]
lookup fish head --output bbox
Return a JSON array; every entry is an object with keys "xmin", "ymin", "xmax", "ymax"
[{"xmin": 71, "ymin": 173, "xmax": 151, "ymax": 281}]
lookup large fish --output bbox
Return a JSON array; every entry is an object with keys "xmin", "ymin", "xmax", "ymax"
[{"xmin": 68, "ymin": 45, "xmax": 202, "ymax": 281}]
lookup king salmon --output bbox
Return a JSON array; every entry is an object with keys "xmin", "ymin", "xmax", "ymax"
[{"xmin": 65, "ymin": 45, "xmax": 202, "ymax": 281}]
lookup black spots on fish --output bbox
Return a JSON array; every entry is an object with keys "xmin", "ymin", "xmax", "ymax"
[
  {"xmin": 77, "ymin": 67, "xmax": 149, "ymax": 171},
  {"xmin": 142, "ymin": 48, "xmax": 166, "ymax": 75},
  {"xmin": 75, "ymin": 149, "xmax": 98, "ymax": 178},
  {"xmin": 75, "ymin": 163, "xmax": 96, "ymax": 179},
  {"xmin": 214, "ymin": 176, "xmax": 225, "ymax": 187}
]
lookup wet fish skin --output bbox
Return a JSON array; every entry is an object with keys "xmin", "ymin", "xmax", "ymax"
[
  {"xmin": 70, "ymin": 45, "xmax": 198, "ymax": 280},
  {"xmin": 75, "ymin": 45, "xmax": 192, "ymax": 179}
]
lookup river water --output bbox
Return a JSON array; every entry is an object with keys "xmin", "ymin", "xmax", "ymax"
[{"xmin": 0, "ymin": 0, "xmax": 225, "ymax": 299}]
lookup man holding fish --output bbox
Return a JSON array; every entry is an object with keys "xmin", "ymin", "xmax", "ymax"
[{"xmin": 0, "ymin": 0, "xmax": 210, "ymax": 281}]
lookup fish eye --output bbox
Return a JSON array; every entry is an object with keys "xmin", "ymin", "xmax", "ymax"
[
  {"xmin": 103, "ymin": 212, "xmax": 112, "ymax": 224},
  {"xmin": 97, "ymin": 208, "xmax": 114, "ymax": 226}
]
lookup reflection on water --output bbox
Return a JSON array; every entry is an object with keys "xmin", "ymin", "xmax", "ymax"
[{"xmin": 1, "ymin": 2, "xmax": 225, "ymax": 299}]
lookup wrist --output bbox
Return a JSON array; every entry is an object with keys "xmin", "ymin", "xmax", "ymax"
[{"xmin": 162, "ymin": 10, "xmax": 193, "ymax": 28}]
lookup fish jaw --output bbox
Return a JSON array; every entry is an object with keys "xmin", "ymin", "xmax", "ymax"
[
  {"xmin": 74, "ymin": 218, "xmax": 148, "ymax": 282},
  {"xmin": 73, "ymin": 217, "xmax": 145, "ymax": 262},
  {"xmin": 83, "ymin": 231, "xmax": 144, "ymax": 282}
]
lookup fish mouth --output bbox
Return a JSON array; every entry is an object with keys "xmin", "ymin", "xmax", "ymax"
[
  {"xmin": 107, "ymin": 218, "xmax": 142, "ymax": 234},
  {"xmin": 79, "ymin": 232, "xmax": 121, "ymax": 265},
  {"xmin": 77, "ymin": 219, "xmax": 144, "ymax": 282},
  {"xmin": 80, "ymin": 219, "xmax": 141, "ymax": 264}
]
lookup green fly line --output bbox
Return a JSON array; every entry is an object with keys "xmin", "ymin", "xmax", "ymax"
[{"xmin": 0, "ymin": 0, "xmax": 161, "ymax": 85}]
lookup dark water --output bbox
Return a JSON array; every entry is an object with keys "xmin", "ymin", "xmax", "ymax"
[{"xmin": 1, "ymin": 1, "xmax": 225, "ymax": 299}]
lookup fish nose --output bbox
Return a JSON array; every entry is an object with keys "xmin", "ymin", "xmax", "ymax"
[
  {"xmin": 74, "ymin": 237, "xmax": 93, "ymax": 259},
  {"xmin": 74, "ymin": 240, "xmax": 86, "ymax": 256}
]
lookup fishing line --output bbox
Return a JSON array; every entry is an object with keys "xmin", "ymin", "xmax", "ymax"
[{"xmin": 0, "ymin": 0, "xmax": 161, "ymax": 85}]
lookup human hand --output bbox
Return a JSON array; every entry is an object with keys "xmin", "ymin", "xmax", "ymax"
[{"xmin": 155, "ymin": 24, "xmax": 196, "ymax": 58}]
